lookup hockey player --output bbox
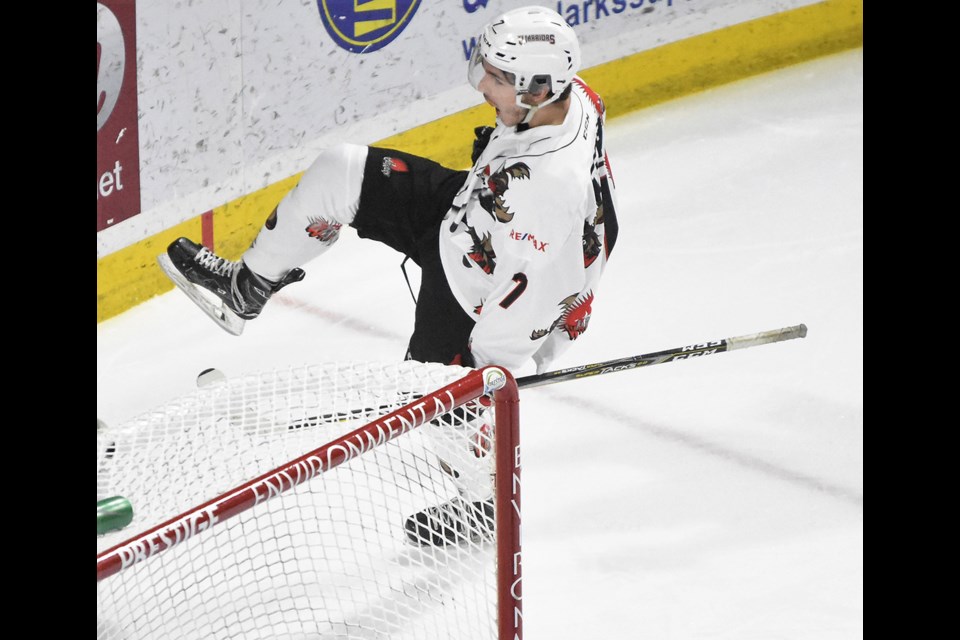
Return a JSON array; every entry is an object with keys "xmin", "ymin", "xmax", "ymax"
[{"xmin": 159, "ymin": 5, "xmax": 619, "ymax": 546}]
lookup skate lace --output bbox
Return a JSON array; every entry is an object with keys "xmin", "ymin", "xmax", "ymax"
[
  {"xmin": 430, "ymin": 500, "xmax": 469, "ymax": 532},
  {"xmin": 437, "ymin": 499, "xmax": 494, "ymax": 543},
  {"xmin": 195, "ymin": 248, "xmax": 241, "ymax": 278}
]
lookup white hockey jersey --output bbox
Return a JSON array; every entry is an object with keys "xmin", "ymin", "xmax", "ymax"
[{"xmin": 439, "ymin": 78, "xmax": 619, "ymax": 373}]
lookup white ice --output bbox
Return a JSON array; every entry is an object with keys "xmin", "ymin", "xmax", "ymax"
[{"xmin": 97, "ymin": 48, "xmax": 863, "ymax": 640}]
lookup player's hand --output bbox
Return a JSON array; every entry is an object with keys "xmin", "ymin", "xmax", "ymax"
[
  {"xmin": 471, "ymin": 126, "xmax": 494, "ymax": 164},
  {"xmin": 450, "ymin": 351, "xmax": 477, "ymax": 368}
]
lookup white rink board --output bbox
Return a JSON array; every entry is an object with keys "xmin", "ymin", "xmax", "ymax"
[{"xmin": 97, "ymin": 0, "xmax": 822, "ymax": 258}]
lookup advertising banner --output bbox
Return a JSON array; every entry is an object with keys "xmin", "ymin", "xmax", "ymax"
[
  {"xmin": 97, "ymin": 0, "xmax": 823, "ymax": 255},
  {"xmin": 97, "ymin": 0, "xmax": 142, "ymax": 232}
]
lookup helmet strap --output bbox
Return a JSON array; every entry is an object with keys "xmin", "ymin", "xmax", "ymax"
[
  {"xmin": 520, "ymin": 105, "xmax": 539, "ymax": 125},
  {"xmin": 517, "ymin": 89, "xmax": 562, "ymax": 126}
]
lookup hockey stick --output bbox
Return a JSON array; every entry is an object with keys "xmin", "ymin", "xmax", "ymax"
[
  {"xmin": 515, "ymin": 323, "xmax": 808, "ymax": 390},
  {"xmin": 284, "ymin": 324, "xmax": 807, "ymax": 428}
]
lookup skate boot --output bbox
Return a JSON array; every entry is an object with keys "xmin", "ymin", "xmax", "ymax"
[
  {"xmin": 157, "ymin": 237, "xmax": 304, "ymax": 335},
  {"xmin": 404, "ymin": 497, "xmax": 495, "ymax": 546}
]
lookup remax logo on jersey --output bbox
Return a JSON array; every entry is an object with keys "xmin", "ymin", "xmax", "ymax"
[{"xmin": 317, "ymin": 0, "xmax": 420, "ymax": 54}]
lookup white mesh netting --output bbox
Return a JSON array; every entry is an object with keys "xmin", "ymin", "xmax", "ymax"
[{"xmin": 97, "ymin": 361, "xmax": 509, "ymax": 640}]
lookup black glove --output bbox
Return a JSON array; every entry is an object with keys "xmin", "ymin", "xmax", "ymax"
[
  {"xmin": 471, "ymin": 126, "xmax": 495, "ymax": 164},
  {"xmin": 449, "ymin": 350, "xmax": 476, "ymax": 368}
]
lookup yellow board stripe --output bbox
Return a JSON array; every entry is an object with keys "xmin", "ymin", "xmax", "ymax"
[{"xmin": 97, "ymin": 0, "xmax": 862, "ymax": 324}]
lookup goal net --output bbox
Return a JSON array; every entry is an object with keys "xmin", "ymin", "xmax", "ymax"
[{"xmin": 97, "ymin": 361, "xmax": 521, "ymax": 640}]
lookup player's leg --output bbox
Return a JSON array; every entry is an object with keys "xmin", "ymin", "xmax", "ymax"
[
  {"xmin": 161, "ymin": 143, "xmax": 369, "ymax": 329},
  {"xmin": 341, "ymin": 149, "xmax": 496, "ymax": 545},
  {"xmin": 398, "ymin": 248, "xmax": 497, "ymax": 545},
  {"xmin": 349, "ymin": 147, "xmax": 468, "ymax": 261},
  {"xmin": 242, "ymin": 142, "xmax": 369, "ymax": 281},
  {"xmin": 405, "ymin": 390, "xmax": 496, "ymax": 547}
]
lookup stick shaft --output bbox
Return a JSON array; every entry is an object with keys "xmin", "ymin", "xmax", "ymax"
[
  {"xmin": 286, "ymin": 324, "xmax": 807, "ymax": 427},
  {"xmin": 516, "ymin": 324, "xmax": 807, "ymax": 390}
]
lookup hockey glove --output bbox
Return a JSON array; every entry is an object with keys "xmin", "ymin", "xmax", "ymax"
[
  {"xmin": 449, "ymin": 350, "xmax": 477, "ymax": 369},
  {"xmin": 471, "ymin": 126, "xmax": 494, "ymax": 164}
]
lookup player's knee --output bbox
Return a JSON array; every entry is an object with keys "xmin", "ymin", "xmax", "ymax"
[
  {"xmin": 292, "ymin": 143, "xmax": 367, "ymax": 226},
  {"xmin": 312, "ymin": 142, "xmax": 366, "ymax": 178}
]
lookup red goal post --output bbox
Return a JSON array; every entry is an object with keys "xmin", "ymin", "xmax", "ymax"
[{"xmin": 97, "ymin": 362, "xmax": 521, "ymax": 640}]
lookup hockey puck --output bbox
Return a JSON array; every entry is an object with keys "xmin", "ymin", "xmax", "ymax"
[{"xmin": 197, "ymin": 367, "xmax": 227, "ymax": 388}]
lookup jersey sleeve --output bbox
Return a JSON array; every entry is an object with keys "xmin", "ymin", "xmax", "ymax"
[
  {"xmin": 468, "ymin": 172, "xmax": 590, "ymax": 371},
  {"xmin": 530, "ymin": 173, "xmax": 615, "ymax": 373},
  {"xmin": 529, "ymin": 247, "xmax": 603, "ymax": 373}
]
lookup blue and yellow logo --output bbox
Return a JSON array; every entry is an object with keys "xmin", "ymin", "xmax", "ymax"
[{"xmin": 317, "ymin": 0, "xmax": 420, "ymax": 54}]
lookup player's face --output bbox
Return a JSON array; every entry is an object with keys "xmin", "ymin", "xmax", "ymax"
[{"xmin": 476, "ymin": 60, "xmax": 529, "ymax": 127}]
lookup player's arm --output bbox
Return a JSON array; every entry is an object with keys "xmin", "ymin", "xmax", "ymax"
[{"xmin": 469, "ymin": 204, "xmax": 586, "ymax": 371}]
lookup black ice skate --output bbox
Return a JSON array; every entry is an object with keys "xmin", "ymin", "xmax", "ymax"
[
  {"xmin": 157, "ymin": 237, "xmax": 304, "ymax": 336},
  {"xmin": 405, "ymin": 497, "xmax": 495, "ymax": 546}
]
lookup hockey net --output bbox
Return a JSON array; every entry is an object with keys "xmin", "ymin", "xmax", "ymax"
[{"xmin": 97, "ymin": 361, "xmax": 521, "ymax": 640}]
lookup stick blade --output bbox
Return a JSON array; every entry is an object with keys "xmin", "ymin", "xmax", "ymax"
[{"xmin": 726, "ymin": 324, "xmax": 807, "ymax": 350}]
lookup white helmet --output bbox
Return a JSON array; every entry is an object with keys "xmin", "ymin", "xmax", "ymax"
[{"xmin": 468, "ymin": 6, "xmax": 581, "ymax": 112}]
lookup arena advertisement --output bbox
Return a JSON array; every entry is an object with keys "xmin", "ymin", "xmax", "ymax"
[
  {"xmin": 97, "ymin": 0, "xmax": 823, "ymax": 256},
  {"xmin": 97, "ymin": 0, "xmax": 142, "ymax": 232},
  {"xmin": 317, "ymin": 0, "xmax": 422, "ymax": 54}
]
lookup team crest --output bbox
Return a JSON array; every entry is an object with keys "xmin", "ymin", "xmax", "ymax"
[
  {"xmin": 530, "ymin": 292, "xmax": 594, "ymax": 341},
  {"xmin": 583, "ymin": 205, "xmax": 604, "ymax": 267},
  {"xmin": 305, "ymin": 216, "xmax": 342, "ymax": 244},
  {"xmin": 479, "ymin": 162, "xmax": 530, "ymax": 223},
  {"xmin": 462, "ymin": 226, "xmax": 497, "ymax": 274},
  {"xmin": 381, "ymin": 156, "xmax": 409, "ymax": 177}
]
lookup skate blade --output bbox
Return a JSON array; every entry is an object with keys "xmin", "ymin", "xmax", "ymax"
[{"xmin": 157, "ymin": 253, "xmax": 246, "ymax": 336}]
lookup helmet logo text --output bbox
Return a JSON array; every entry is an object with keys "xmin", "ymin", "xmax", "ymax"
[{"xmin": 517, "ymin": 34, "xmax": 556, "ymax": 45}]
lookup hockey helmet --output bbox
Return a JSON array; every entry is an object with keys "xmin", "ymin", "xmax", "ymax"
[{"xmin": 468, "ymin": 6, "xmax": 581, "ymax": 111}]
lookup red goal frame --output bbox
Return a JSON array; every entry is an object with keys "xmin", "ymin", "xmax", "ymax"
[{"xmin": 97, "ymin": 365, "xmax": 522, "ymax": 640}]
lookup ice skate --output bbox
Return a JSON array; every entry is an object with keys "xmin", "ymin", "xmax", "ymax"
[
  {"xmin": 157, "ymin": 237, "xmax": 304, "ymax": 335},
  {"xmin": 404, "ymin": 497, "xmax": 495, "ymax": 546}
]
